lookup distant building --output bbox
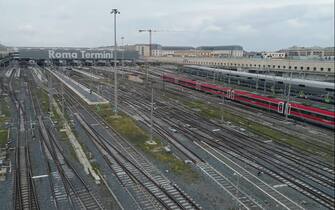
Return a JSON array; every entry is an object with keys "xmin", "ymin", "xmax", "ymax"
[
  {"xmin": 0, "ymin": 44, "xmax": 9, "ymax": 59},
  {"xmin": 149, "ymin": 56, "xmax": 334, "ymax": 73},
  {"xmin": 133, "ymin": 44, "xmax": 161, "ymax": 57},
  {"xmin": 152, "ymin": 46, "xmax": 196, "ymax": 57},
  {"xmin": 323, "ymin": 47, "xmax": 335, "ymax": 60},
  {"xmin": 196, "ymin": 45, "xmax": 244, "ymax": 57},
  {"xmin": 149, "ymin": 45, "xmax": 244, "ymax": 58},
  {"xmin": 261, "ymin": 52, "xmax": 286, "ymax": 59},
  {"xmin": 279, "ymin": 46, "xmax": 335, "ymax": 60}
]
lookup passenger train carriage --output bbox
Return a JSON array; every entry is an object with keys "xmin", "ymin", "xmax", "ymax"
[
  {"xmin": 287, "ymin": 103, "xmax": 334, "ymax": 127},
  {"xmin": 231, "ymin": 90, "xmax": 285, "ymax": 113},
  {"xmin": 162, "ymin": 74, "xmax": 335, "ymax": 128}
]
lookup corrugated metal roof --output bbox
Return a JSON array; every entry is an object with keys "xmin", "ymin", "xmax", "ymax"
[
  {"xmin": 185, "ymin": 65, "xmax": 334, "ymax": 90},
  {"xmin": 196, "ymin": 45, "xmax": 243, "ymax": 51}
]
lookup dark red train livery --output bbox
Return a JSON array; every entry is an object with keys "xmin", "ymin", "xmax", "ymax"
[{"xmin": 162, "ymin": 74, "xmax": 335, "ymax": 128}]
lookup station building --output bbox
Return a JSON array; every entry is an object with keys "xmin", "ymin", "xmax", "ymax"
[
  {"xmin": 13, "ymin": 47, "xmax": 139, "ymax": 66},
  {"xmin": 279, "ymin": 46, "xmax": 335, "ymax": 61}
]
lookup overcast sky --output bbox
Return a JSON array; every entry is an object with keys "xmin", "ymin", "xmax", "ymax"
[{"xmin": 0, "ymin": 0, "xmax": 334, "ymax": 51}]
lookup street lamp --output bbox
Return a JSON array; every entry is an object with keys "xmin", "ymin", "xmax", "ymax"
[{"xmin": 111, "ymin": 8, "xmax": 120, "ymax": 115}]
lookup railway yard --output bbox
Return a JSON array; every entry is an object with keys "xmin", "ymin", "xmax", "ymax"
[{"xmin": 0, "ymin": 63, "xmax": 334, "ymax": 210}]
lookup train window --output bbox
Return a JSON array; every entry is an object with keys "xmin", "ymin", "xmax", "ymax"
[
  {"xmin": 313, "ymin": 67, "xmax": 316, "ymax": 71},
  {"xmin": 278, "ymin": 65, "xmax": 280, "ymax": 68},
  {"xmin": 283, "ymin": 66, "xmax": 286, "ymax": 68},
  {"xmin": 258, "ymin": 65, "xmax": 261, "ymax": 67},
  {"xmin": 289, "ymin": 66, "xmax": 292, "ymax": 69},
  {"xmin": 328, "ymin": 68, "xmax": 331, "ymax": 72},
  {"xmin": 300, "ymin": 67, "xmax": 303, "ymax": 70},
  {"xmin": 321, "ymin": 68, "xmax": 324, "ymax": 71},
  {"xmin": 238, "ymin": 95, "xmax": 278, "ymax": 107},
  {"xmin": 307, "ymin": 67, "xmax": 310, "ymax": 70},
  {"xmin": 291, "ymin": 108, "xmax": 334, "ymax": 121},
  {"xmin": 273, "ymin": 65, "xmax": 275, "ymax": 68},
  {"xmin": 294, "ymin": 66, "xmax": 297, "ymax": 70}
]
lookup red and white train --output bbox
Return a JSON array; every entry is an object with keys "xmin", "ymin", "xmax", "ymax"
[{"xmin": 162, "ymin": 74, "xmax": 335, "ymax": 128}]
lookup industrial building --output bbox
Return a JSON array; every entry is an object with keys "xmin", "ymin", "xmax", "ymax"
[{"xmin": 149, "ymin": 56, "xmax": 335, "ymax": 73}]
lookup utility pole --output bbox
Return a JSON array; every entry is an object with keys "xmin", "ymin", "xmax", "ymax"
[
  {"xmin": 48, "ymin": 70, "xmax": 52, "ymax": 116},
  {"xmin": 256, "ymin": 69, "xmax": 259, "ymax": 93},
  {"xmin": 285, "ymin": 57, "xmax": 292, "ymax": 120},
  {"xmin": 150, "ymin": 84, "xmax": 154, "ymax": 142},
  {"xmin": 121, "ymin": 36, "xmax": 125, "ymax": 80},
  {"xmin": 221, "ymin": 96, "xmax": 225, "ymax": 124},
  {"xmin": 235, "ymin": 173, "xmax": 240, "ymax": 209},
  {"xmin": 146, "ymin": 65, "xmax": 149, "ymax": 85},
  {"xmin": 285, "ymin": 71, "xmax": 293, "ymax": 120},
  {"xmin": 61, "ymin": 82, "xmax": 64, "ymax": 115},
  {"xmin": 90, "ymin": 64, "xmax": 93, "ymax": 93},
  {"xmin": 111, "ymin": 8, "xmax": 120, "ymax": 115},
  {"xmin": 263, "ymin": 66, "xmax": 268, "ymax": 94},
  {"xmin": 213, "ymin": 71, "xmax": 216, "ymax": 83}
]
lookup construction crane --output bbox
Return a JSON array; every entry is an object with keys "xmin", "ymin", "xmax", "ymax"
[
  {"xmin": 138, "ymin": 29, "xmax": 160, "ymax": 56},
  {"xmin": 138, "ymin": 29, "xmax": 187, "ymax": 56}
]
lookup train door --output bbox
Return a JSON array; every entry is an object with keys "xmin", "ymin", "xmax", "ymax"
[
  {"xmin": 284, "ymin": 103, "xmax": 291, "ymax": 115},
  {"xmin": 278, "ymin": 102, "xmax": 284, "ymax": 113},
  {"xmin": 230, "ymin": 90, "xmax": 235, "ymax": 100},
  {"xmin": 195, "ymin": 82, "xmax": 201, "ymax": 91}
]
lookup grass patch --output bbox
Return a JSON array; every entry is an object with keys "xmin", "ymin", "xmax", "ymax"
[
  {"xmin": 59, "ymin": 130, "xmax": 68, "ymax": 141},
  {"xmin": 94, "ymin": 104, "xmax": 198, "ymax": 181},
  {"xmin": 33, "ymin": 87, "xmax": 50, "ymax": 113},
  {"xmin": 0, "ymin": 97, "xmax": 10, "ymax": 117},
  {"xmin": 0, "ymin": 96, "xmax": 10, "ymax": 148},
  {"xmin": 91, "ymin": 161, "xmax": 101, "ymax": 173},
  {"xmin": 0, "ymin": 129, "xmax": 8, "ymax": 147},
  {"xmin": 181, "ymin": 99, "xmax": 334, "ymax": 163},
  {"xmin": 0, "ymin": 116, "xmax": 8, "ymax": 127}
]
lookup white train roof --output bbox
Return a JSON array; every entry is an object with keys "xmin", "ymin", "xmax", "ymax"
[{"xmin": 185, "ymin": 65, "xmax": 335, "ymax": 90}]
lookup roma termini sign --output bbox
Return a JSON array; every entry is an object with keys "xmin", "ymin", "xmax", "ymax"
[
  {"xmin": 17, "ymin": 48, "xmax": 139, "ymax": 60},
  {"xmin": 48, "ymin": 50, "xmax": 114, "ymax": 59}
]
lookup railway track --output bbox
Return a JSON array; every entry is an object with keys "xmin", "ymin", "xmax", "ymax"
[
  {"xmin": 8, "ymin": 70, "xmax": 40, "ymax": 210},
  {"xmin": 56, "ymin": 68, "xmax": 335, "ymax": 209},
  {"xmin": 167, "ymin": 113, "xmax": 335, "ymax": 209},
  {"xmin": 26, "ymin": 69, "xmax": 105, "ymax": 210},
  {"xmin": 112, "ymin": 83, "xmax": 335, "ymax": 209},
  {"xmin": 163, "ymin": 82, "xmax": 335, "ymax": 152},
  {"xmin": 55, "ymin": 77, "xmax": 202, "ymax": 210}
]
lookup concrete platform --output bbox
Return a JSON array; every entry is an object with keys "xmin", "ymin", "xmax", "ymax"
[{"xmin": 48, "ymin": 68, "xmax": 109, "ymax": 105}]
